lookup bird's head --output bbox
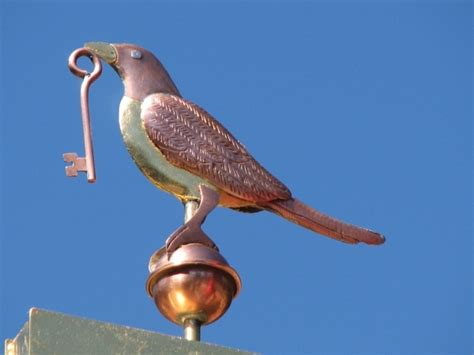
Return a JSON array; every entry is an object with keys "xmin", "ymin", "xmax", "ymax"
[{"xmin": 84, "ymin": 42, "xmax": 180, "ymax": 100}]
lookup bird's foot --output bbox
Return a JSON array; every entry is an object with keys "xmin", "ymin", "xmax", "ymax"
[
  {"xmin": 165, "ymin": 223, "xmax": 218, "ymax": 256},
  {"xmin": 165, "ymin": 184, "xmax": 220, "ymax": 257}
]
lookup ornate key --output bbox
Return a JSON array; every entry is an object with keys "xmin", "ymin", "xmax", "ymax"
[{"xmin": 63, "ymin": 48, "xmax": 102, "ymax": 183}]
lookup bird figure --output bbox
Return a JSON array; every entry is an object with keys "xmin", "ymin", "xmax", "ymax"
[{"xmin": 84, "ymin": 42, "xmax": 385, "ymax": 253}]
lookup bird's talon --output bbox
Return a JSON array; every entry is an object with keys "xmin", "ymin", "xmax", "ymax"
[{"xmin": 165, "ymin": 223, "xmax": 218, "ymax": 257}]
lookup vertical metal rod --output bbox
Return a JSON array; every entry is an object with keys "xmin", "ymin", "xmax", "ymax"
[
  {"xmin": 181, "ymin": 200, "xmax": 203, "ymax": 342},
  {"xmin": 184, "ymin": 200, "xmax": 199, "ymax": 223},
  {"xmin": 183, "ymin": 318, "xmax": 201, "ymax": 341}
]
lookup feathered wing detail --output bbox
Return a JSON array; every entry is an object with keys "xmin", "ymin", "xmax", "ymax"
[
  {"xmin": 142, "ymin": 93, "xmax": 291, "ymax": 202},
  {"xmin": 262, "ymin": 198, "xmax": 385, "ymax": 245},
  {"xmin": 142, "ymin": 93, "xmax": 384, "ymax": 245}
]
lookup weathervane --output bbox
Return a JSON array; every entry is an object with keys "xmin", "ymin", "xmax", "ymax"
[{"xmin": 64, "ymin": 42, "xmax": 384, "ymax": 341}]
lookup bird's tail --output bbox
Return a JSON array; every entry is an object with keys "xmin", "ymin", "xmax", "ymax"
[{"xmin": 262, "ymin": 198, "xmax": 385, "ymax": 245}]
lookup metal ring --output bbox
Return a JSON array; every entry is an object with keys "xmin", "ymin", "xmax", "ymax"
[{"xmin": 68, "ymin": 47, "xmax": 102, "ymax": 82}]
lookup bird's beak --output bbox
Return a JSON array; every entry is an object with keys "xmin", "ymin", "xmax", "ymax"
[{"xmin": 84, "ymin": 42, "xmax": 117, "ymax": 65}]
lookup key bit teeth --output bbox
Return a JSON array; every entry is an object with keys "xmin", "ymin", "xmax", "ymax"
[
  {"xmin": 64, "ymin": 152, "xmax": 79, "ymax": 176},
  {"xmin": 63, "ymin": 152, "xmax": 87, "ymax": 177},
  {"xmin": 63, "ymin": 152, "xmax": 78, "ymax": 163},
  {"xmin": 65, "ymin": 164, "xmax": 78, "ymax": 177}
]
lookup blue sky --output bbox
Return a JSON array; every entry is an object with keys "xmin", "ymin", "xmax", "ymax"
[{"xmin": 1, "ymin": 2, "xmax": 471, "ymax": 354}]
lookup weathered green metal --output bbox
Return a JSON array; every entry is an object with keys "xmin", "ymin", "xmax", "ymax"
[
  {"xmin": 5, "ymin": 308, "xmax": 256, "ymax": 355},
  {"xmin": 119, "ymin": 96, "xmax": 205, "ymax": 201}
]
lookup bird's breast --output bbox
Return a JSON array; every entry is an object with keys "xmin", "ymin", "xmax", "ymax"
[{"xmin": 118, "ymin": 96, "xmax": 205, "ymax": 201}]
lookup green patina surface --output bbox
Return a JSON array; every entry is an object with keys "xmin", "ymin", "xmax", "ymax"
[
  {"xmin": 5, "ymin": 308, "xmax": 256, "ymax": 355},
  {"xmin": 119, "ymin": 96, "xmax": 205, "ymax": 201}
]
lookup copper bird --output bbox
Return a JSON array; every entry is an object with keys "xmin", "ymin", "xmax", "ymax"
[{"xmin": 85, "ymin": 42, "xmax": 385, "ymax": 252}]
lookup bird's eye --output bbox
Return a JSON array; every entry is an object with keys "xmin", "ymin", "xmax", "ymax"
[{"xmin": 131, "ymin": 50, "xmax": 142, "ymax": 60}]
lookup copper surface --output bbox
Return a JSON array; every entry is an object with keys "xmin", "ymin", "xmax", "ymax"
[
  {"xmin": 146, "ymin": 243, "xmax": 241, "ymax": 326},
  {"xmin": 82, "ymin": 42, "xmax": 384, "ymax": 245},
  {"xmin": 142, "ymin": 93, "xmax": 291, "ymax": 202},
  {"xmin": 63, "ymin": 48, "xmax": 102, "ymax": 183},
  {"xmin": 166, "ymin": 185, "xmax": 219, "ymax": 255}
]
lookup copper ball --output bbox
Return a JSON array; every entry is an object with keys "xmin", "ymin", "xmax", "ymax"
[{"xmin": 146, "ymin": 243, "xmax": 241, "ymax": 326}]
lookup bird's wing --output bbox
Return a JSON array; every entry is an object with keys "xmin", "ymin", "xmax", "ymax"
[{"xmin": 142, "ymin": 93, "xmax": 291, "ymax": 202}]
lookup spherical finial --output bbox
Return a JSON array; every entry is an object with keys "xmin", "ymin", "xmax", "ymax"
[{"xmin": 146, "ymin": 243, "xmax": 241, "ymax": 331}]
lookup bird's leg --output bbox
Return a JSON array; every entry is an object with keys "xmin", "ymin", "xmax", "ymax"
[{"xmin": 165, "ymin": 185, "xmax": 219, "ymax": 255}]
